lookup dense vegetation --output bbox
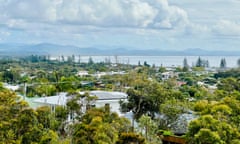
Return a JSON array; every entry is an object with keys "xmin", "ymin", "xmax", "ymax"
[{"xmin": 1, "ymin": 55, "xmax": 240, "ymax": 143}]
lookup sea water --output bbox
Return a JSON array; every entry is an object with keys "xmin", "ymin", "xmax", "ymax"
[{"xmin": 76, "ymin": 55, "xmax": 240, "ymax": 68}]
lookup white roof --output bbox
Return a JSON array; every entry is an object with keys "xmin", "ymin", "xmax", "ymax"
[
  {"xmin": 33, "ymin": 92, "xmax": 68, "ymax": 106},
  {"xmin": 3, "ymin": 83, "xmax": 20, "ymax": 91},
  {"xmin": 33, "ymin": 91, "xmax": 127, "ymax": 106},
  {"xmin": 90, "ymin": 91, "xmax": 127, "ymax": 100}
]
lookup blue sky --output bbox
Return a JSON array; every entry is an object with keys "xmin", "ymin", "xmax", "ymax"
[{"xmin": 0, "ymin": 0, "xmax": 240, "ymax": 51}]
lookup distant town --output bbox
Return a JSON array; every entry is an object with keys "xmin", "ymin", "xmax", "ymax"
[{"xmin": 1, "ymin": 55, "xmax": 240, "ymax": 143}]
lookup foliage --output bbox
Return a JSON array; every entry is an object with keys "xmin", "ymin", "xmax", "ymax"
[
  {"xmin": 220, "ymin": 58, "xmax": 227, "ymax": 68},
  {"xmin": 187, "ymin": 115, "xmax": 239, "ymax": 144},
  {"xmin": 195, "ymin": 57, "xmax": 209, "ymax": 68},
  {"xmin": 159, "ymin": 99, "xmax": 189, "ymax": 130},
  {"xmin": 2, "ymin": 55, "xmax": 240, "ymax": 143},
  {"xmin": 214, "ymin": 68, "xmax": 240, "ymax": 79},
  {"xmin": 116, "ymin": 132, "xmax": 146, "ymax": 144},
  {"xmin": 217, "ymin": 77, "xmax": 240, "ymax": 93},
  {"xmin": 183, "ymin": 57, "xmax": 189, "ymax": 72},
  {"xmin": 138, "ymin": 114, "xmax": 160, "ymax": 143},
  {"xmin": 72, "ymin": 107, "xmax": 131, "ymax": 144},
  {"xmin": 188, "ymin": 95, "xmax": 240, "ymax": 143},
  {"xmin": 0, "ymin": 88, "xmax": 61, "ymax": 143}
]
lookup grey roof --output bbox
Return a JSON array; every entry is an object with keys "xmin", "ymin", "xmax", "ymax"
[
  {"xmin": 90, "ymin": 91, "xmax": 127, "ymax": 100},
  {"xmin": 33, "ymin": 92, "xmax": 68, "ymax": 106},
  {"xmin": 33, "ymin": 91, "xmax": 127, "ymax": 106}
]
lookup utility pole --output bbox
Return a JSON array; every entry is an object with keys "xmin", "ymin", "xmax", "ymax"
[{"xmin": 24, "ymin": 83, "xmax": 27, "ymax": 100}]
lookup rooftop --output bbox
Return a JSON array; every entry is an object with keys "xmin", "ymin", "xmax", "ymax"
[{"xmin": 33, "ymin": 91, "xmax": 127, "ymax": 106}]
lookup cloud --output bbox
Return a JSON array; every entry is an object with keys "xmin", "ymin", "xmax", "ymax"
[
  {"xmin": 212, "ymin": 20, "xmax": 240, "ymax": 36},
  {"xmin": 56, "ymin": 0, "xmax": 157, "ymax": 27},
  {"xmin": 1, "ymin": 0, "xmax": 239, "ymax": 51},
  {"xmin": 57, "ymin": 0, "xmax": 189, "ymax": 29},
  {"xmin": 1, "ymin": 0, "xmax": 57, "ymax": 21},
  {"xmin": 0, "ymin": 29, "xmax": 11, "ymax": 42},
  {"xmin": 0, "ymin": 0, "xmax": 189, "ymax": 30}
]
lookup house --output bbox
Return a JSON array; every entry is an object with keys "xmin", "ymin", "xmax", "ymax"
[
  {"xmin": 161, "ymin": 71, "xmax": 176, "ymax": 80},
  {"xmin": 3, "ymin": 83, "xmax": 20, "ymax": 91},
  {"xmin": 89, "ymin": 91, "xmax": 127, "ymax": 115},
  {"xmin": 33, "ymin": 90, "xmax": 127, "ymax": 116},
  {"xmin": 76, "ymin": 71, "xmax": 89, "ymax": 77},
  {"xmin": 80, "ymin": 81, "xmax": 94, "ymax": 87}
]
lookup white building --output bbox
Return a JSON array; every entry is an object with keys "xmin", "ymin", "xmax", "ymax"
[
  {"xmin": 33, "ymin": 91, "xmax": 128, "ymax": 116},
  {"xmin": 3, "ymin": 83, "xmax": 20, "ymax": 91},
  {"xmin": 161, "ymin": 71, "xmax": 176, "ymax": 80},
  {"xmin": 76, "ymin": 71, "xmax": 89, "ymax": 77}
]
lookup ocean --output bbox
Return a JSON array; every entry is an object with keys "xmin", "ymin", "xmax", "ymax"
[{"xmin": 77, "ymin": 55, "xmax": 240, "ymax": 68}]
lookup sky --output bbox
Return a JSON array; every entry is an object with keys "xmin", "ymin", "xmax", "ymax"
[{"xmin": 0, "ymin": 0, "xmax": 240, "ymax": 51}]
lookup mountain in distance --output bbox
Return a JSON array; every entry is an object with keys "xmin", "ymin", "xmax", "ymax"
[{"xmin": 0, "ymin": 43, "xmax": 240, "ymax": 56}]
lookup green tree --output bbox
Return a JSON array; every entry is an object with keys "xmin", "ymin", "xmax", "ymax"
[
  {"xmin": 116, "ymin": 132, "xmax": 145, "ymax": 144},
  {"xmin": 66, "ymin": 91, "xmax": 97, "ymax": 122},
  {"xmin": 237, "ymin": 58, "xmax": 240, "ymax": 67},
  {"xmin": 88, "ymin": 57, "xmax": 94, "ymax": 65},
  {"xmin": 72, "ymin": 107, "xmax": 131, "ymax": 144},
  {"xmin": 39, "ymin": 130, "xmax": 59, "ymax": 144},
  {"xmin": 220, "ymin": 58, "xmax": 227, "ymax": 69},
  {"xmin": 138, "ymin": 115, "xmax": 160, "ymax": 143},
  {"xmin": 36, "ymin": 106, "xmax": 52, "ymax": 129},
  {"xmin": 217, "ymin": 77, "xmax": 240, "ymax": 94},
  {"xmin": 188, "ymin": 94, "xmax": 240, "ymax": 144},
  {"xmin": 159, "ymin": 100, "xmax": 188, "ymax": 129},
  {"xmin": 196, "ymin": 57, "xmax": 202, "ymax": 67},
  {"xmin": 159, "ymin": 66, "xmax": 166, "ymax": 73},
  {"xmin": 120, "ymin": 81, "xmax": 173, "ymax": 132},
  {"xmin": 0, "ymin": 89, "xmax": 28, "ymax": 143},
  {"xmin": 0, "ymin": 85, "xmax": 67, "ymax": 143},
  {"xmin": 183, "ymin": 57, "xmax": 189, "ymax": 71},
  {"xmin": 193, "ymin": 128, "xmax": 223, "ymax": 144},
  {"xmin": 187, "ymin": 115, "xmax": 239, "ymax": 144}
]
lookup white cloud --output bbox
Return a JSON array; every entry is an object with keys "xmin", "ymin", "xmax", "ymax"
[
  {"xmin": 213, "ymin": 20, "xmax": 240, "ymax": 36},
  {"xmin": 0, "ymin": 30, "xmax": 10, "ymax": 36},
  {"xmin": 0, "ymin": 29, "xmax": 11, "ymax": 42},
  {"xmin": 0, "ymin": 0, "xmax": 190, "ymax": 30},
  {"xmin": 2, "ymin": 0, "xmax": 57, "ymax": 21},
  {"xmin": 0, "ymin": 0, "xmax": 240, "ymax": 51},
  {"xmin": 56, "ymin": 0, "xmax": 158, "ymax": 27}
]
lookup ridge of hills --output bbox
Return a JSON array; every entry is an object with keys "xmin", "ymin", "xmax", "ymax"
[{"xmin": 0, "ymin": 43, "xmax": 239, "ymax": 56}]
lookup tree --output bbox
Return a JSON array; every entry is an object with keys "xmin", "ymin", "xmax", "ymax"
[
  {"xmin": 0, "ymin": 85, "xmax": 69, "ymax": 143},
  {"xmin": 120, "ymin": 81, "xmax": 173, "ymax": 132},
  {"xmin": 138, "ymin": 61, "xmax": 141, "ymax": 66},
  {"xmin": 183, "ymin": 57, "xmax": 189, "ymax": 71},
  {"xmin": 53, "ymin": 106, "xmax": 69, "ymax": 136},
  {"xmin": 193, "ymin": 128, "xmax": 223, "ymax": 144},
  {"xmin": 159, "ymin": 100, "xmax": 188, "ymax": 130},
  {"xmin": 0, "ymin": 89, "xmax": 28, "ymax": 143},
  {"xmin": 66, "ymin": 91, "xmax": 98, "ymax": 122},
  {"xmin": 188, "ymin": 94, "xmax": 240, "ymax": 144},
  {"xmin": 217, "ymin": 77, "xmax": 240, "ymax": 94},
  {"xmin": 66, "ymin": 92, "xmax": 83, "ymax": 122},
  {"xmin": 16, "ymin": 108, "xmax": 47, "ymax": 144},
  {"xmin": 72, "ymin": 107, "xmax": 131, "ymax": 144},
  {"xmin": 36, "ymin": 106, "xmax": 52, "ymax": 129},
  {"xmin": 88, "ymin": 57, "xmax": 94, "ymax": 65},
  {"xmin": 195, "ymin": 57, "xmax": 209, "ymax": 68},
  {"xmin": 187, "ymin": 115, "xmax": 239, "ymax": 144},
  {"xmin": 220, "ymin": 58, "xmax": 227, "ymax": 69},
  {"xmin": 138, "ymin": 114, "xmax": 160, "ymax": 143},
  {"xmin": 205, "ymin": 60, "xmax": 209, "ymax": 67},
  {"xmin": 196, "ymin": 57, "xmax": 202, "ymax": 67},
  {"xmin": 39, "ymin": 130, "xmax": 59, "ymax": 144},
  {"xmin": 116, "ymin": 132, "xmax": 145, "ymax": 144},
  {"xmin": 237, "ymin": 58, "xmax": 240, "ymax": 67},
  {"xmin": 159, "ymin": 66, "xmax": 166, "ymax": 73}
]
